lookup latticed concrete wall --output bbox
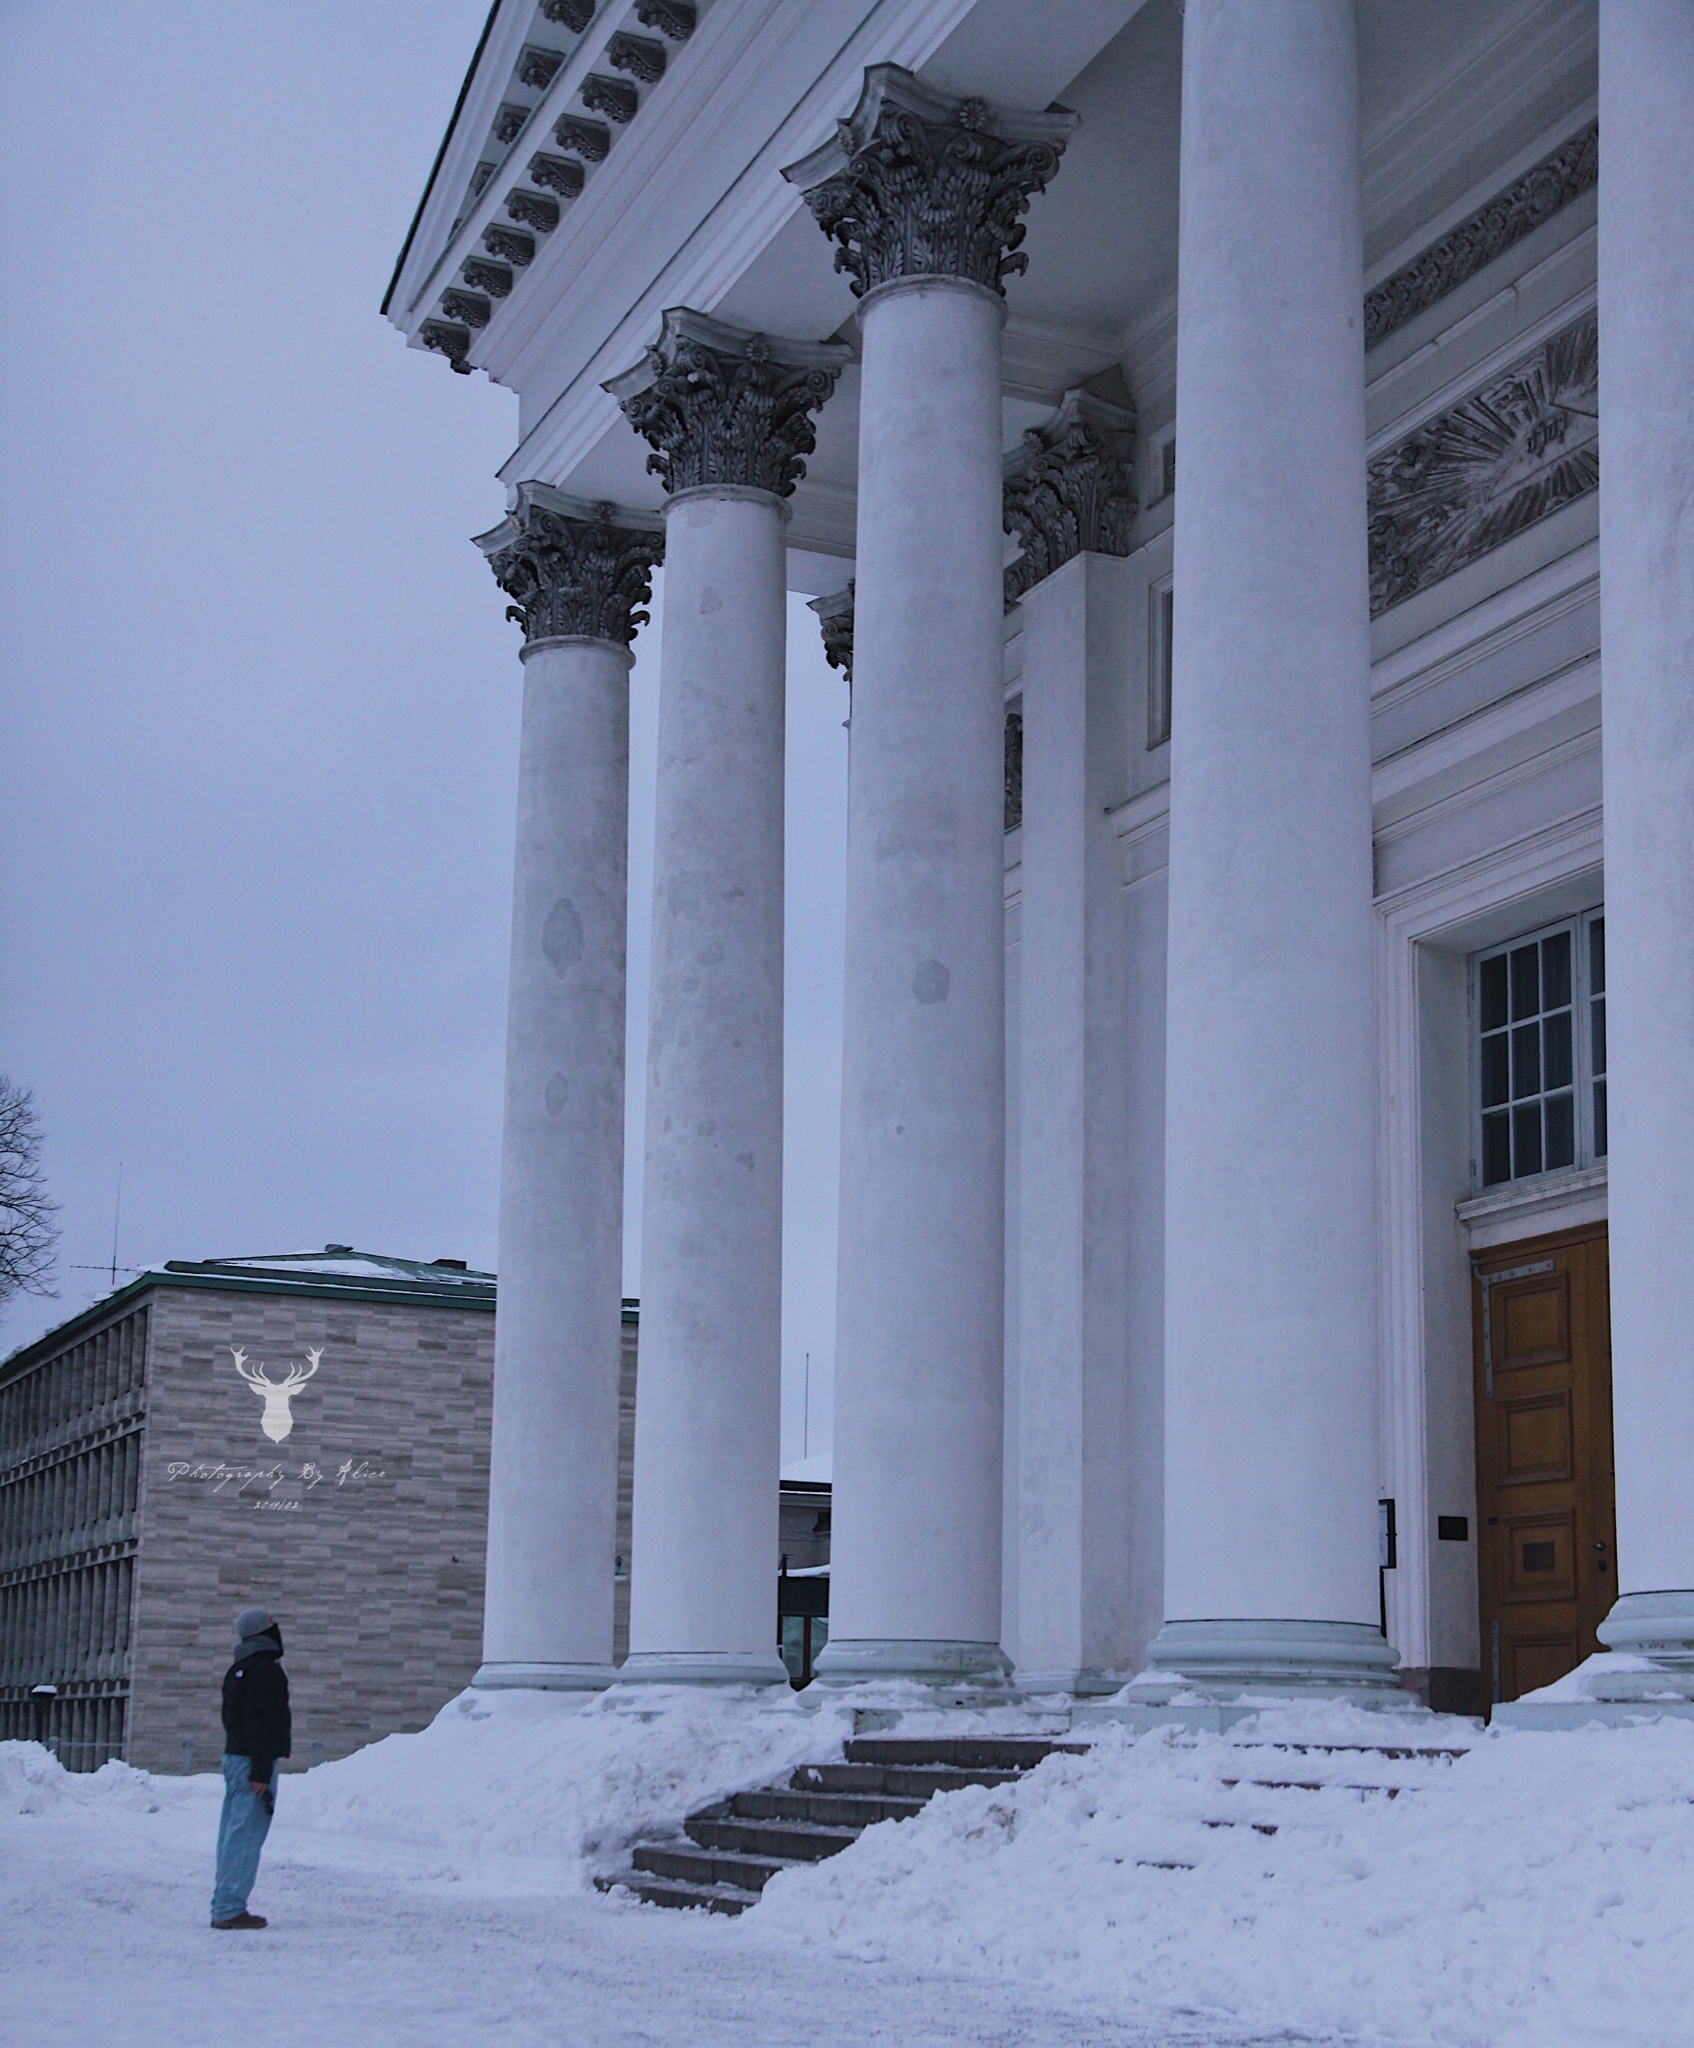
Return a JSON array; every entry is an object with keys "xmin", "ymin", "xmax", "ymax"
[{"xmin": 0, "ymin": 1304, "xmax": 148, "ymax": 1768}]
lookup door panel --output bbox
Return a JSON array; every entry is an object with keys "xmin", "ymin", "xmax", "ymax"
[{"xmin": 1473, "ymin": 1224, "xmax": 1615, "ymax": 1713}]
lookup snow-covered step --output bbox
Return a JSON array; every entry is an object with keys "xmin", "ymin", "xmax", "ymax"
[{"xmin": 597, "ymin": 1733, "xmax": 1081, "ymax": 1914}]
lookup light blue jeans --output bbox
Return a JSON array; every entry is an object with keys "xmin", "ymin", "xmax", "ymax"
[{"xmin": 211, "ymin": 1753, "xmax": 277, "ymax": 1922}]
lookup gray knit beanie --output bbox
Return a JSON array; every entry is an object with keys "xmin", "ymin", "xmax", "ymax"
[{"xmin": 233, "ymin": 1605, "xmax": 273, "ymax": 1640}]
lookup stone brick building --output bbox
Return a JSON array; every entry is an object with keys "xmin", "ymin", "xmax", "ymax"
[{"xmin": 0, "ymin": 1248, "xmax": 637, "ymax": 1772}]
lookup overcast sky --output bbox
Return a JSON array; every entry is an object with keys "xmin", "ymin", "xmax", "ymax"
[{"xmin": 0, "ymin": 1, "xmax": 848, "ymax": 1460}]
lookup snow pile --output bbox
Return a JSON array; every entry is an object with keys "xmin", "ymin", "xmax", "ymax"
[
  {"xmin": 282, "ymin": 1684, "xmax": 854, "ymax": 1886},
  {"xmin": 1518, "ymin": 1648, "xmax": 1693, "ymax": 1703},
  {"xmin": 755, "ymin": 1709, "xmax": 1694, "ymax": 2048},
  {"xmin": 0, "ymin": 1740, "xmax": 191, "ymax": 1817}
]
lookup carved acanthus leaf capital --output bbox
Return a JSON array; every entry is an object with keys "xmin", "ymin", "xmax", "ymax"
[
  {"xmin": 808, "ymin": 583, "xmax": 854, "ymax": 682},
  {"xmin": 475, "ymin": 485, "xmax": 663, "ymax": 648},
  {"xmin": 605, "ymin": 309, "xmax": 850, "ymax": 499},
  {"xmin": 1002, "ymin": 388, "xmax": 1138, "ymax": 605},
  {"xmin": 782, "ymin": 64, "xmax": 1077, "ymax": 300}
]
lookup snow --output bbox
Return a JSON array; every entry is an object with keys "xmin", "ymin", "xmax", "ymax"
[
  {"xmin": 6, "ymin": 1691, "xmax": 1693, "ymax": 2047},
  {"xmin": 1518, "ymin": 1647, "xmax": 1690, "ymax": 1703},
  {"xmin": 760, "ymin": 1704, "xmax": 1694, "ymax": 2048}
]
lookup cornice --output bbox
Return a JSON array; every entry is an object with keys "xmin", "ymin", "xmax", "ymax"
[
  {"xmin": 394, "ymin": 0, "xmax": 717, "ymax": 343},
  {"xmin": 489, "ymin": 0, "xmax": 984, "ymax": 489}
]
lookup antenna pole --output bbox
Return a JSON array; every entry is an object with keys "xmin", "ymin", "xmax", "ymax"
[
  {"xmin": 110, "ymin": 1163, "xmax": 123, "ymax": 1289},
  {"xmin": 803, "ymin": 1350, "xmax": 811, "ymax": 1459}
]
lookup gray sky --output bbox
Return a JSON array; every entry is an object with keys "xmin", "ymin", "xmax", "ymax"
[{"xmin": 0, "ymin": 0, "xmax": 847, "ymax": 1460}]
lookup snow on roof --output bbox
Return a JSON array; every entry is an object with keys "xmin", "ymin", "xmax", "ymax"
[{"xmin": 169, "ymin": 1247, "xmax": 494, "ymax": 1286}]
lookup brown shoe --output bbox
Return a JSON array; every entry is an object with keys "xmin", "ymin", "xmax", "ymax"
[{"xmin": 211, "ymin": 1912, "xmax": 268, "ymax": 1929}]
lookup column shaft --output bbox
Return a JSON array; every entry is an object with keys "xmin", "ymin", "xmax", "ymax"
[
  {"xmin": 823, "ymin": 276, "xmax": 1010, "ymax": 1682},
  {"xmin": 623, "ymin": 486, "xmax": 790, "ymax": 1683},
  {"xmin": 1014, "ymin": 553, "xmax": 1136, "ymax": 1695},
  {"xmin": 1594, "ymin": 1, "xmax": 1694, "ymax": 1676},
  {"xmin": 480, "ymin": 635, "xmax": 632, "ymax": 1687},
  {"xmin": 1144, "ymin": 0, "xmax": 1394, "ymax": 1698}
]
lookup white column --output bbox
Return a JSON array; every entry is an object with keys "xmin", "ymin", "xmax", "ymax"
[
  {"xmin": 999, "ymin": 393, "xmax": 1141, "ymax": 1696},
  {"xmin": 1128, "ymin": 0, "xmax": 1398, "ymax": 1708},
  {"xmin": 472, "ymin": 488, "xmax": 661, "ymax": 1689},
  {"xmin": 1593, "ymin": 0, "xmax": 1694, "ymax": 1697},
  {"xmin": 1014, "ymin": 551, "xmax": 1136, "ymax": 1695},
  {"xmin": 785, "ymin": 69, "xmax": 1076, "ymax": 1687},
  {"xmin": 607, "ymin": 312, "xmax": 846, "ymax": 1684}
]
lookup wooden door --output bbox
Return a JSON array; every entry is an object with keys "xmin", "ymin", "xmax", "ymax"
[{"xmin": 1472, "ymin": 1224, "xmax": 1615, "ymax": 1713}]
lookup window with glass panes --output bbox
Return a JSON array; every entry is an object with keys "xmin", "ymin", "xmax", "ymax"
[{"xmin": 1476, "ymin": 910, "xmax": 1606, "ymax": 1188}]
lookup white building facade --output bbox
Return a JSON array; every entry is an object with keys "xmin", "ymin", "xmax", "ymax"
[{"xmin": 386, "ymin": 0, "xmax": 1692, "ymax": 1721}]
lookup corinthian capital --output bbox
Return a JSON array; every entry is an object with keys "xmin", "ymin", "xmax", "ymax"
[
  {"xmin": 605, "ymin": 309, "xmax": 849, "ymax": 499},
  {"xmin": 474, "ymin": 485, "xmax": 664, "ymax": 647},
  {"xmin": 1002, "ymin": 389, "xmax": 1137, "ymax": 605},
  {"xmin": 782, "ymin": 64, "xmax": 1077, "ymax": 300}
]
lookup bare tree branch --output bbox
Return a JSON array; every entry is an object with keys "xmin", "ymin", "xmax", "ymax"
[{"xmin": 0, "ymin": 1076, "xmax": 61, "ymax": 1304}]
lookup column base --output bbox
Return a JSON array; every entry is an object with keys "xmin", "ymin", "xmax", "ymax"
[
  {"xmin": 1493, "ymin": 1592, "xmax": 1694, "ymax": 1728},
  {"xmin": 614, "ymin": 1650, "xmax": 791, "ymax": 1688},
  {"xmin": 1597, "ymin": 1589, "xmax": 1694, "ymax": 1685},
  {"xmin": 1076, "ymin": 1618, "xmax": 1405, "ymax": 1733},
  {"xmin": 1013, "ymin": 1665, "xmax": 1133, "ymax": 1698},
  {"xmin": 471, "ymin": 1662, "xmax": 617, "ymax": 1691},
  {"xmin": 811, "ymin": 1638, "xmax": 1016, "ymax": 1691}
]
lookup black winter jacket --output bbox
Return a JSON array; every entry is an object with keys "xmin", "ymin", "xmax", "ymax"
[{"xmin": 222, "ymin": 1629, "xmax": 292, "ymax": 1783}]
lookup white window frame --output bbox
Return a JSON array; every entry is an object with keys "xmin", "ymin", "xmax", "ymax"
[
  {"xmin": 1147, "ymin": 574, "xmax": 1173, "ymax": 750},
  {"xmin": 1470, "ymin": 905, "xmax": 1605, "ymax": 1194}
]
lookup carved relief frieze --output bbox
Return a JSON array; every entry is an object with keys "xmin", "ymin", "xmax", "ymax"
[
  {"xmin": 1367, "ymin": 311, "xmax": 1598, "ymax": 614},
  {"xmin": 607, "ymin": 31, "xmax": 665, "ymax": 83},
  {"xmin": 554, "ymin": 113, "xmax": 611, "ymax": 162},
  {"xmin": 635, "ymin": 1, "xmax": 695, "ymax": 40},
  {"xmin": 1004, "ymin": 707, "xmax": 1023, "ymax": 832},
  {"xmin": 782, "ymin": 64, "xmax": 1076, "ymax": 300},
  {"xmin": 581, "ymin": 73, "xmax": 638, "ymax": 124},
  {"xmin": 1002, "ymin": 388, "xmax": 1137, "ymax": 606},
  {"xmin": 1365, "ymin": 122, "xmax": 1598, "ymax": 348},
  {"xmin": 482, "ymin": 224, "xmax": 535, "ymax": 267},
  {"xmin": 527, "ymin": 151, "xmax": 585, "ymax": 200},
  {"xmin": 476, "ymin": 485, "xmax": 663, "ymax": 648},
  {"xmin": 606, "ymin": 309, "xmax": 849, "ymax": 499}
]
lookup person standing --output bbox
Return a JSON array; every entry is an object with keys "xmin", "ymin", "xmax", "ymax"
[{"xmin": 210, "ymin": 1605, "xmax": 291, "ymax": 1930}]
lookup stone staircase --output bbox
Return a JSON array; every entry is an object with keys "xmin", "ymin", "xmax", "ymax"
[
  {"xmin": 1125, "ymin": 1734, "xmax": 1477, "ymax": 1871},
  {"xmin": 596, "ymin": 1734, "xmax": 1086, "ymax": 1915}
]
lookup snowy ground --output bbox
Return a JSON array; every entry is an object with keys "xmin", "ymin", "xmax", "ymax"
[{"xmin": 4, "ymin": 1686, "xmax": 1691, "ymax": 2048}]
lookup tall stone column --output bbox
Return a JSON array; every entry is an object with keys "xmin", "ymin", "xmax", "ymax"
[
  {"xmin": 1003, "ymin": 394, "xmax": 1141, "ymax": 1695},
  {"xmin": 785, "ymin": 67, "xmax": 1075, "ymax": 1687},
  {"xmin": 1122, "ymin": 0, "xmax": 1399, "ymax": 1716},
  {"xmin": 472, "ymin": 486, "xmax": 662, "ymax": 1690},
  {"xmin": 1590, "ymin": 1, "xmax": 1694, "ymax": 1705},
  {"xmin": 606, "ymin": 311, "xmax": 847, "ymax": 1684}
]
